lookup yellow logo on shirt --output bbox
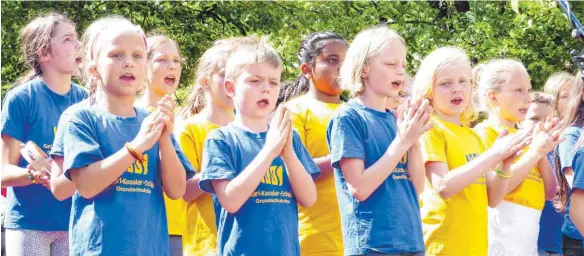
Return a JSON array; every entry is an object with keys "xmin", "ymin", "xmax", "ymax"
[
  {"xmin": 127, "ymin": 154, "xmax": 149, "ymax": 175},
  {"xmin": 53, "ymin": 126, "xmax": 57, "ymax": 135},
  {"xmin": 400, "ymin": 152, "xmax": 408, "ymax": 165},
  {"xmin": 261, "ymin": 165, "xmax": 284, "ymax": 186}
]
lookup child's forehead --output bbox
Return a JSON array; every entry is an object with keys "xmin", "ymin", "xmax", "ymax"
[
  {"xmin": 98, "ymin": 29, "xmax": 145, "ymax": 50},
  {"xmin": 241, "ymin": 62, "xmax": 281, "ymax": 78}
]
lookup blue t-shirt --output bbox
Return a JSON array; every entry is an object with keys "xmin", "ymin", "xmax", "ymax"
[
  {"xmin": 62, "ymin": 105, "xmax": 195, "ymax": 256},
  {"xmin": 199, "ymin": 123, "xmax": 320, "ymax": 256},
  {"xmin": 326, "ymin": 100, "xmax": 424, "ymax": 255},
  {"xmin": 50, "ymin": 100, "xmax": 89, "ymax": 157},
  {"xmin": 537, "ymin": 151, "xmax": 564, "ymax": 254},
  {"xmin": 0, "ymin": 78, "xmax": 87, "ymax": 231},
  {"xmin": 563, "ymin": 148, "xmax": 584, "ymax": 241},
  {"xmin": 558, "ymin": 126, "xmax": 582, "ymax": 171}
]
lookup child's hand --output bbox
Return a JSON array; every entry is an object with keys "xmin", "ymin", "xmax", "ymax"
[
  {"xmin": 157, "ymin": 95, "xmax": 176, "ymax": 139},
  {"xmin": 281, "ymin": 111, "xmax": 295, "ymax": 160},
  {"xmin": 397, "ymin": 98, "xmax": 433, "ymax": 147},
  {"xmin": 265, "ymin": 106, "xmax": 291, "ymax": 159},
  {"xmin": 530, "ymin": 117, "xmax": 565, "ymax": 156},
  {"xmin": 130, "ymin": 109, "xmax": 165, "ymax": 153},
  {"xmin": 27, "ymin": 164, "xmax": 51, "ymax": 189},
  {"xmin": 491, "ymin": 129, "xmax": 530, "ymax": 163}
]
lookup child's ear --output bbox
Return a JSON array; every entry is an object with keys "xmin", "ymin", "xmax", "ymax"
[
  {"xmin": 361, "ymin": 64, "xmax": 370, "ymax": 79},
  {"xmin": 488, "ymin": 90, "xmax": 498, "ymax": 105},
  {"xmin": 300, "ymin": 63, "xmax": 312, "ymax": 79},
  {"xmin": 199, "ymin": 76, "xmax": 210, "ymax": 90},
  {"xmin": 38, "ymin": 47, "xmax": 51, "ymax": 63},
  {"xmin": 224, "ymin": 79, "xmax": 235, "ymax": 98}
]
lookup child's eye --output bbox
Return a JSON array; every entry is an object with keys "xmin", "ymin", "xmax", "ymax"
[
  {"xmin": 328, "ymin": 58, "xmax": 338, "ymax": 64},
  {"xmin": 64, "ymin": 37, "xmax": 71, "ymax": 42},
  {"xmin": 157, "ymin": 58, "xmax": 167, "ymax": 62},
  {"xmin": 112, "ymin": 53, "xmax": 122, "ymax": 58},
  {"xmin": 270, "ymin": 81, "xmax": 279, "ymax": 87},
  {"xmin": 134, "ymin": 54, "xmax": 143, "ymax": 59},
  {"xmin": 173, "ymin": 59, "xmax": 181, "ymax": 64},
  {"xmin": 515, "ymin": 88, "xmax": 523, "ymax": 92},
  {"xmin": 439, "ymin": 81, "xmax": 450, "ymax": 87},
  {"xmin": 250, "ymin": 79, "xmax": 260, "ymax": 83}
]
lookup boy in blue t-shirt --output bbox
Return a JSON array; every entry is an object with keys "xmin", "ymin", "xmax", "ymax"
[{"xmin": 199, "ymin": 39, "xmax": 320, "ymax": 256}]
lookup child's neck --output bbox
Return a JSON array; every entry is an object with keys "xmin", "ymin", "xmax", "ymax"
[
  {"xmin": 233, "ymin": 112, "xmax": 268, "ymax": 133},
  {"xmin": 309, "ymin": 87, "xmax": 341, "ymax": 104},
  {"xmin": 358, "ymin": 87, "xmax": 387, "ymax": 112},
  {"xmin": 487, "ymin": 111, "xmax": 516, "ymax": 128},
  {"xmin": 101, "ymin": 93, "xmax": 136, "ymax": 117},
  {"xmin": 140, "ymin": 88, "xmax": 164, "ymax": 109},
  {"xmin": 434, "ymin": 108, "xmax": 461, "ymax": 126},
  {"xmin": 41, "ymin": 69, "xmax": 72, "ymax": 95},
  {"xmin": 202, "ymin": 102, "xmax": 234, "ymax": 127}
]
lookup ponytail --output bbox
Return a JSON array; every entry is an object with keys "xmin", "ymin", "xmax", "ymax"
[{"xmin": 177, "ymin": 85, "xmax": 207, "ymax": 120}]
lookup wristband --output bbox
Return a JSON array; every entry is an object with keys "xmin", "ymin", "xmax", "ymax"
[
  {"xmin": 27, "ymin": 170, "xmax": 37, "ymax": 184},
  {"xmin": 496, "ymin": 168, "xmax": 513, "ymax": 178},
  {"xmin": 125, "ymin": 143, "xmax": 145, "ymax": 163}
]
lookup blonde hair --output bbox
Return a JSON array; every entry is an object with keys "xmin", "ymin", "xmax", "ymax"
[
  {"xmin": 224, "ymin": 36, "xmax": 282, "ymax": 81},
  {"xmin": 340, "ymin": 26, "xmax": 405, "ymax": 97},
  {"xmin": 477, "ymin": 59, "xmax": 528, "ymax": 111},
  {"xmin": 17, "ymin": 13, "xmax": 75, "ymax": 85},
  {"xmin": 81, "ymin": 16, "xmax": 145, "ymax": 105},
  {"xmin": 411, "ymin": 47, "xmax": 477, "ymax": 126},
  {"xmin": 531, "ymin": 92, "xmax": 554, "ymax": 105},
  {"xmin": 146, "ymin": 35, "xmax": 179, "ymax": 60},
  {"xmin": 177, "ymin": 36, "xmax": 261, "ymax": 119},
  {"xmin": 543, "ymin": 71, "xmax": 574, "ymax": 118}
]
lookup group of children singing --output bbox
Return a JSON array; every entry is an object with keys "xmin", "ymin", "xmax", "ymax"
[{"xmin": 1, "ymin": 12, "xmax": 584, "ymax": 256}]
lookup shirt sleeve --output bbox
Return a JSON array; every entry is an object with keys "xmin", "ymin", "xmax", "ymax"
[
  {"xmin": 0, "ymin": 90, "xmax": 28, "ymax": 141},
  {"xmin": 292, "ymin": 131, "xmax": 320, "ymax": 180},
  {"xmin": 170, "ymin": 134, "xmax": 196, "ymax": 180},
  {"xmin": 62, "ymin": 111, "xmax": 103, "ymax": 180},
  {"xmin": 327, "ymin": 111, "xmax": 365, "ymax": 169},
  {"xmin": 559, "ymin": 128, "xmax": 581, "ymax": 171},
  {"xmin": 421, "ymin": 127, "xmax": 447, "ymax": 164},
  {"xmin": 198, "ymin": 130, "xmax": 237, "ymax": 194}
]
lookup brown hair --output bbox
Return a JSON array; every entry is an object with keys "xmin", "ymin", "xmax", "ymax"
[
  {"xmin": 17, "ymin": 13, "xmax": 75, "ymax": 85},
  {"xmin": 565, "ymin": 73, "xmax": 584, "ymax": 126},
  {"xmin": 531, "ymin": 92, "xmax": 554, "ymax": 105}
]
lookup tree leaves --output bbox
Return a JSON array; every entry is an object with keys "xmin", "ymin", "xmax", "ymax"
[{"xmin": 2, "ymin": 1, "xmax": 583, "ymax": 102}]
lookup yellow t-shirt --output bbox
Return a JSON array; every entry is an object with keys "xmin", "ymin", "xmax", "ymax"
[
  {"xmin": 144, "ymin": 105, "xmax": 187, "ymax": 236},
  {"xmin": 286, "ymin": 95, "xmax": 343, "ymax": 256},
  {"xmin": 178, "ymin": 115, "xmax": 219, "ymax": 256},
  {"xmin": 420, "ymin": 116, "xmax": 488, "ymax": 256},
  {"xmin": 474, "ymin": 122, "xmax": 545, "ymax": 211}
]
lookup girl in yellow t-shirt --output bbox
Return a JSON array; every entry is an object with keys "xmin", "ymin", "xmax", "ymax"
[
  {"xmin": 178, "ymin": 37, "xmax": 257, "ymax": 256},
  {"xmin": 412, "ymin": 47, "xmax": 530, "ymax": 256},
  {"xmin": 136, "ymin": 35, "xmax": 185, "ymax": 255},
  {"xmin": 474, "ymin": 59, "xmax": 564, "ymax": 255},
  {"xmin": 285, "ymin": 31, "xmax": 347, "ymax": 256}
]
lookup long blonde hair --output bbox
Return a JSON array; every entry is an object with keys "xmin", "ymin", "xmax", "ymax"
[
  {"xmin": 543, "ymin": 71, "xmax": 574, "ymax": 118},
  {"xmin": 177, "ymin": 36, "xmax": 260, "ymax": 120},
  {"xmin": 412, "ymin": 47, "xmax": 477, "ymax": 126},
  {"xmin": 340, "ymin": 25, "xmax": 405, "ymax": 97},
  {"xmin": 477, "ymin": 59, "xmax": 528, "ymax": 112}
]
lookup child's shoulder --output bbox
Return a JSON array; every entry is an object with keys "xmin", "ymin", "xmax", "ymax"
[
  {"xmin": 70, "ymin": 83, "xmax": 88, "ymax": 98},
  {"xmin": 4, "ymin": 78, "xmax": 42, "ymax": 101},
  {"xmin": 285, "ymin": 95, "xmax": 310, "ymax": 112}
]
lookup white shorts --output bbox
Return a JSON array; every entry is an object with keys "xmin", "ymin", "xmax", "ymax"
[{"xmin": 488, "ymin": 200, "xmax": 542, "ymax": 256}]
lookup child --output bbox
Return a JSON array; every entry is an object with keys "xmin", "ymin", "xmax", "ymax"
[
  {"xmin": 567, "ymin": 131, "xmax": 584, "ymax": 254},
  {"xmin": 0, "ymin": 13, "xmax": 85, "ymax": 256},
  {"xmin": 138, "ymin": 34, "xmax": 186, "ymax": 256},
  {"xmin": 179, "ymin": 37, "xmax": 245, "ymax": 256},
  {"xmin": 326, "ymin": 25, "xmax": 431, "ymax": 256},
  {"xmin": 559, "ymin": 72, "xmax": 584, "ymax": 255},
  {"xmin": 285, "ymin": 31, "xmax": 348, "ymax": 256},
  {"xmin": 413, "ymin": 47, "xmax": 529, "ymax": 256},
  {"xmin": 475, "ymin": 59, "xmax": 563, "ymax": 255},
  {"xmin": 61, "ymin": 17, "xmax": 194, "ymax": 255},
  {"xmin": 524, "ymin": 92, "xmax": 564, "ymax": 256},
  {"xmin": 198, "ymin": 38, "xmax": 320, "ymax": 255}
]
